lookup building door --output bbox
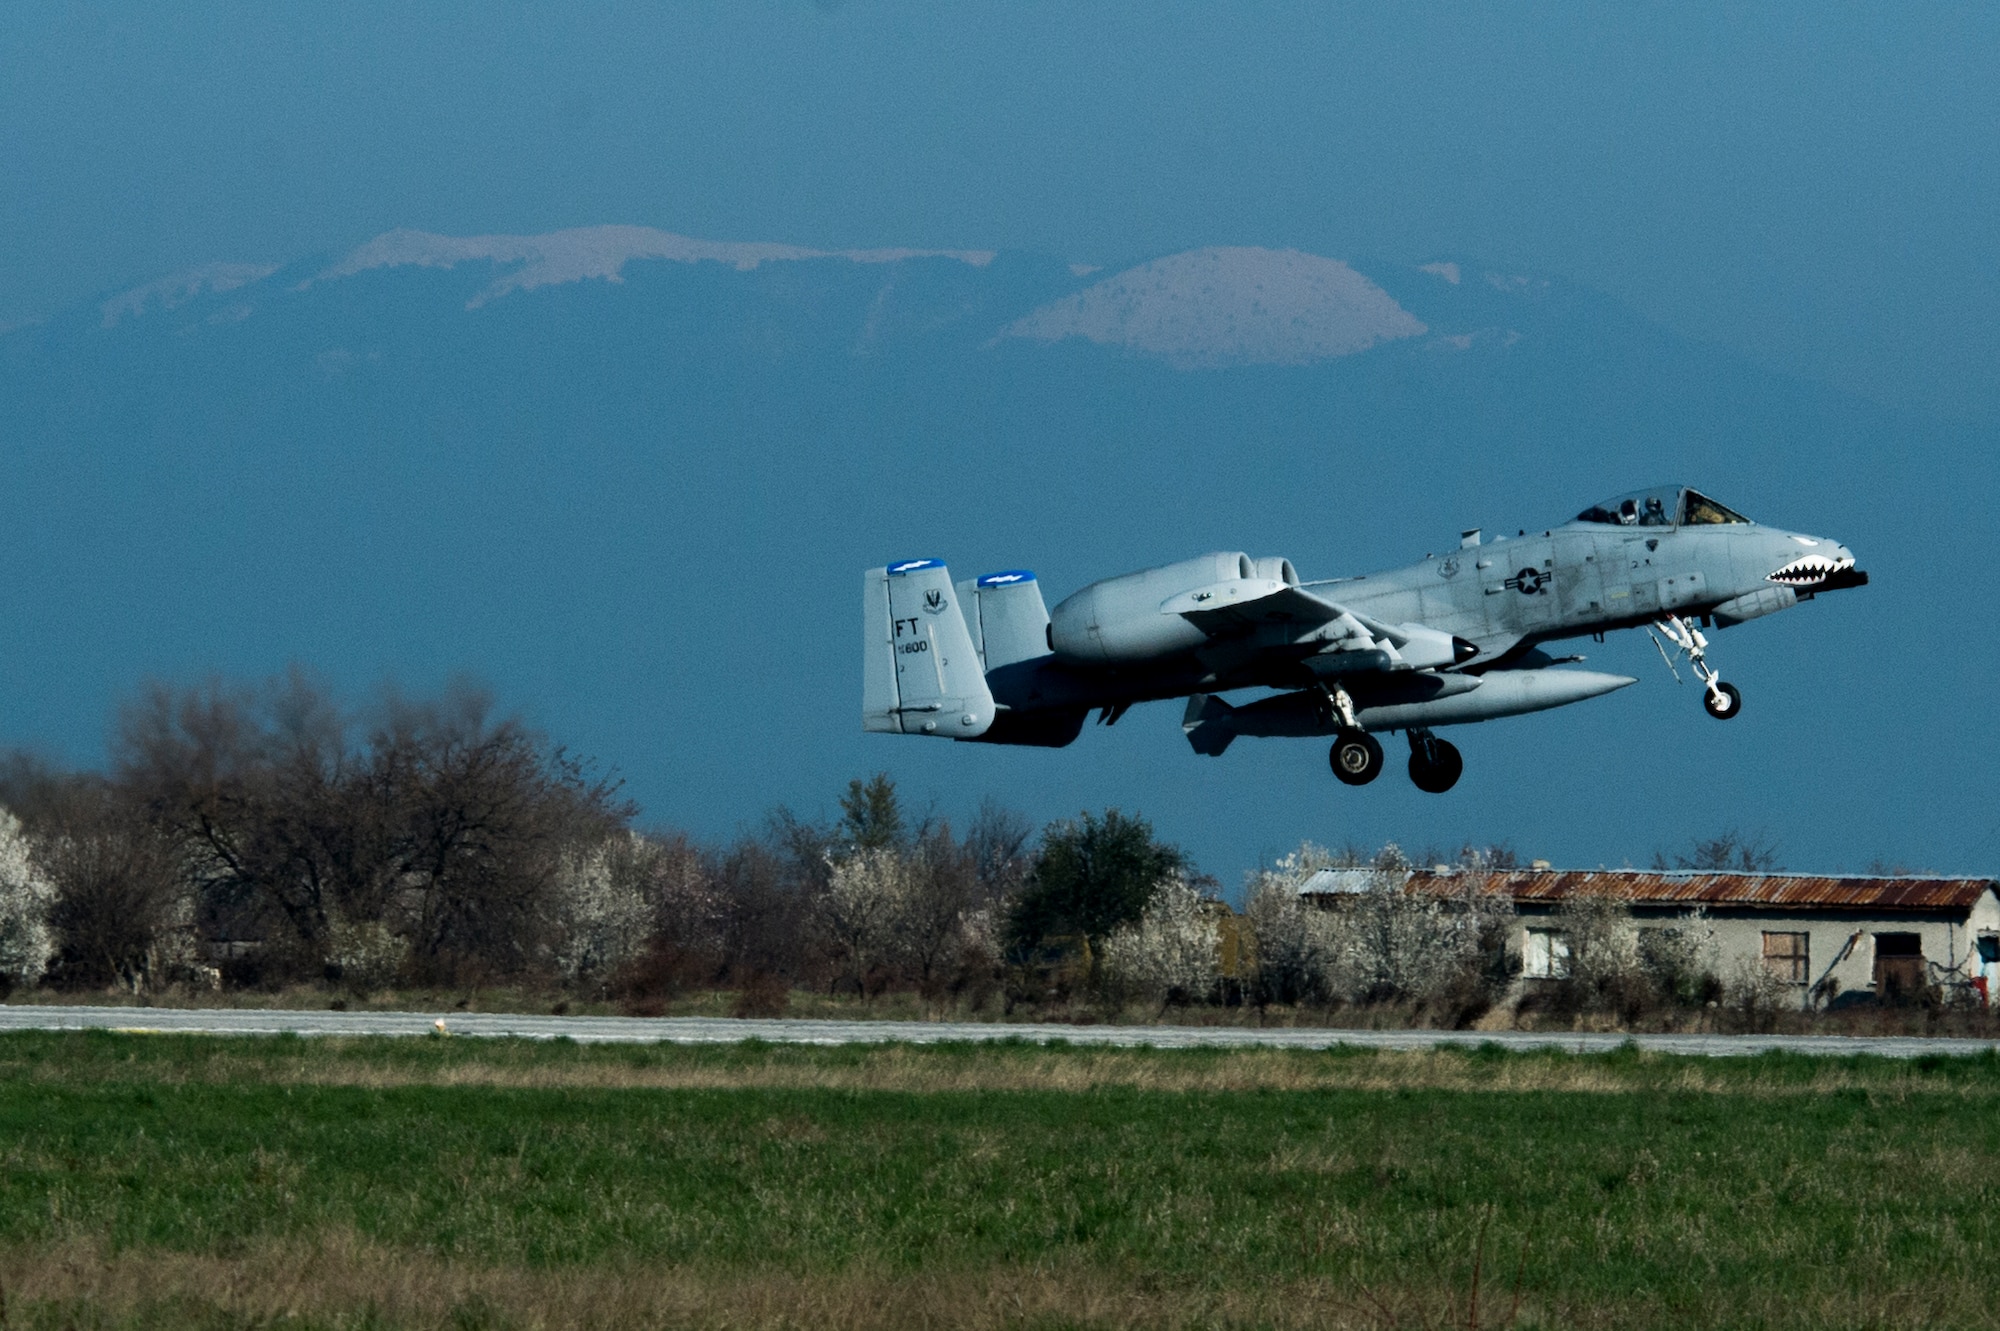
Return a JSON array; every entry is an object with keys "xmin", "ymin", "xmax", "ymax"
[{"xmin": 1873, "ymin": 933, "xmax": 1925, "ymax": 1002}]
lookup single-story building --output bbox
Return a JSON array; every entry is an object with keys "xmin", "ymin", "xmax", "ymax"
[{"xmin": 1298, "ymin": 866, "xmax": 2000, "ymax": 1006}]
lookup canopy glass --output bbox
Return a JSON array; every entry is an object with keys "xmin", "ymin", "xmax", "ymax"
[{"xmin": 1574, "ymin": 486, "xmax": 1750, "ymax": 528}]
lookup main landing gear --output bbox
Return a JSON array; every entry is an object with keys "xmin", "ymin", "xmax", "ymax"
[
  {"xmin": 1652, "ymin": 615, "xmax": 1742, "ymax": 720},
  {"xmin": 1321, "ymin": 681, "xmax": 1386, "ymax": 786},
  {"xmin": 1320, "ymin": 684, "xmax": 1462, "ymax": 792},
  {"xmin": 1329, "ymin": 728, "xmax": 1384, "ymax": 785},
  {"xmin": 1406, "ymin": 729, "xmax": 1463, "ymax": 794},
  {"xmin": 1327, "ymin": 727, "xmax": 1462, "ymax": 792}
]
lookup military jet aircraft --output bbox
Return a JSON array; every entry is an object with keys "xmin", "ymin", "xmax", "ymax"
[{"xmin": 862, "ymin": 485, "xmax": 1865, "ymax": 792}]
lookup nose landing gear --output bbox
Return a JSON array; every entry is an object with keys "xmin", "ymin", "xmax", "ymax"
[
  {"xmin": 1406, "ymin": 729, "xmax": 1463, "ymax": 793},
  {"xmin": 1652, "ymin": 614, "xmax": 1742, "ymax": 720}
]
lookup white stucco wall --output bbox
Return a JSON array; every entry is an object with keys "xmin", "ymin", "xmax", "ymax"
[{"xmin": 1512, "ymin": 887, "xmax": 2000, "ymax": 1007}]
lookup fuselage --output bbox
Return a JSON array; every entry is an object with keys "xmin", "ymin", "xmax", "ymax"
[
  {"xmin": 980, "ymin": 486, "xmax": 1861, "ymax": 730},
  {"xmin": 1332, "ymin": 514, "xmax": 1857, "ymax": 664}
]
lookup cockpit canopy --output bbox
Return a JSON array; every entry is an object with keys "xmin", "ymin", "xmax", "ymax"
[{"xmin": 1574, "ymin": 486, "xmax": 1750, "ymax": 528}]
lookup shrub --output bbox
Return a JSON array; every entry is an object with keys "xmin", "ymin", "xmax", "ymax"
[
  {"xmin": 1241, "ymin": 845, "xmax": 1345, "ymax": 1006},
  {"xmin": 33, "ymin": 782, "xmax": 202, "ymax": 992},
  {"xmin": 1005, "ymin": 810, "xmax": 1185, "ymax": 957},
  {"xmin": 1097, "ymin": 876, "xmax": 1222, "ymax": 1007},
  {"xmin": 1635, "ymin": 911, "xmax": 1722, "ymax": 1008},
  {"xmin": 551, "ymin": 834, "xmax": 657, "ymax": 988},
  {"xmin": 1721, "ymin": 955, "xmax": 1798, "ymax": 1031},
  {"xmin": 0, "ymin": 808, "xmax": 55, "ymax": 990},
  {"xmin": 324, "ymin": 915, "xmax": 409, "ymax": 993},
  {"xmin": 818, "ymin": 845, "xmax": 920, "ymax": 993},
  {"xmin": 1335, "ymin": 849, "xmax": 1491, "ymax": 1006}
]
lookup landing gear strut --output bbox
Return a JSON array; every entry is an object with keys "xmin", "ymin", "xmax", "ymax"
[
  {"xmin": 1652, "ymin": 614, "xmax": 1741, "ymax": 720},
  {"xmin": 1406, "ymin": 729, "xmax": 1463, "ymax": 794},
  {"xmin": 1319, "ymin": 683, "xmax": 1385, "ymax": 785}
]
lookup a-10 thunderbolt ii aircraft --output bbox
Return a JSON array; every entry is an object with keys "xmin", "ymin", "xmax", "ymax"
[{"xmin": 862, "ymin": 485, "xmax": 1865, "ymax": 792}]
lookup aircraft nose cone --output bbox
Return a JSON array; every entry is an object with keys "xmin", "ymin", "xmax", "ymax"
[{"xmin": 1787, "ymin": 539, "xmax": 1868, "ymax": 593}]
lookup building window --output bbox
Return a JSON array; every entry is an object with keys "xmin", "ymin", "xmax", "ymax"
[
  {"xmin": 1525, "ymin": 928, "xmax": 1570, "ymax": 980},
  {"xmin": 1762, "ymin": 932, "xmax": 1809, "ymax": 985}
]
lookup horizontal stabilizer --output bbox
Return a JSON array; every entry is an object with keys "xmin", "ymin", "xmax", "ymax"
[{"xmin": 1181, "ymin": 693, "xmax": 1237, "ymax": 757}]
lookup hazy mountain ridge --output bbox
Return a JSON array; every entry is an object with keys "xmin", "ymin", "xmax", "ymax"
[
  {"xmin": 0, "ymin": 226, "xmax": 1989, "ymax": 876},
  {"xmin": 61, "ymin": 229, "xmax": 1478, "ymax": 370}
]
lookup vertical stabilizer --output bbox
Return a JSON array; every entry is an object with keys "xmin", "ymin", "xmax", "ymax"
[
  {"xmin": 968, "ymin": 570, "xmax": 1051, "ymax": 671},
  {"xmin": 862, "ymin": 560, "xmax": 996, "ymax": 738}
]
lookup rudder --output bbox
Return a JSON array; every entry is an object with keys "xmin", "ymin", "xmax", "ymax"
[{"xmin": 862, "ymin": 560, "xmax": 996, "ymax": 738}]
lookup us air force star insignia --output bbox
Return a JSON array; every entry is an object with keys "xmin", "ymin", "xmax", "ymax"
[
  {"xmin": 1438, "ymin": 556, "xmax": 1460, "ymax": 579},
  {"xmin": 1505, "ymin": 567, "xmax": 1548, "ymax": 595},
  {"xmin": 923, "ymin": 589, "xmax": 948, "ymax": 614}
]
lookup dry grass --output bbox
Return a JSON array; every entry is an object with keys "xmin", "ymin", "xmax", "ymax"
[
  {"xmin": 3, "ymin": 1035, "xmax": 1994, "ymax": 1099},
  {"xmin": 2, "ymin": 1235, "xmax": 1987, "ymax": 1330}
]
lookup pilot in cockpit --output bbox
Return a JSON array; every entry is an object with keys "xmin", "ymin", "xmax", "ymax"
[{"xmin": 1641, "ymin": 495, "xmax": 1669, "ymax": 526}]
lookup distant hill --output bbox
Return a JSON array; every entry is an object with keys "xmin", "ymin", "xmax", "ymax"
[{"xmin": 1, "ymin": 226, "xmax": 1989, "ymax": 876}]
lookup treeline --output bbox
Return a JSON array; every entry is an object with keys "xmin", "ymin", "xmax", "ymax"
[
  {"xmin": 0, "ymin": 673, "xmax": 1813, "ymax": 1028},
  {"xmin": 0, "ymin": 674, "xmax": 1202, "ymax": 1008}
]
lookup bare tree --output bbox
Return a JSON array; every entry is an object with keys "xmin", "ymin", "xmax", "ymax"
[
  {"xmin": 116, "ymin": 672, "xmax": 632, "ymax": 986},
  {"xmin": 35, "ymin": 780, "xmax": 197, "ymax": 991},
  {"xmin": 1653, "ymin": 829, "xmax": 1782, "ymax": 872},
  {"xmin": 965, "ymin": 799, "xmax": 1033, "ymax": 904},
  {"xmin": 369, "ymin": 681, "xmax": 631, "ymax": 981}
]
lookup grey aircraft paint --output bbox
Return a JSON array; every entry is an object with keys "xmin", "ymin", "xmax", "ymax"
[{"xmin": 863, "ymin": 486, "xmax": 1865, "ymax": 792}]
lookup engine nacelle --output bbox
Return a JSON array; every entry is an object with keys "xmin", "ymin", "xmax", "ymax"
[{"xmin": 1050, "ymin": 551, "xmax": 1262, "ymax": 665}]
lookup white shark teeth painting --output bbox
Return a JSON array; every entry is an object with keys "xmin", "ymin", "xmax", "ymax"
[{"xmin": 1767, "ymin": 554, "xmax": 1855, "ymax": 586}]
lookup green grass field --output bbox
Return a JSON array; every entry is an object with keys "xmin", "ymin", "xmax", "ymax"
[{"xmin": 1, "ymin": 1033, "xmax": 1997, "ymax": 1328}]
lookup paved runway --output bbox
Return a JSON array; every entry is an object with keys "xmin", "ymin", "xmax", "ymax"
[{"xmin": 0, "ymin": 1004, "xmax": 1995, "ymax": 1058}]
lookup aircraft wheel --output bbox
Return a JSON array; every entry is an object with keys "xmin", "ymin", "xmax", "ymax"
[
  {"xmin": 1329, "ymin": 729, "xmax": 1384, "ymax": 786},
  {"xmin": 1703, "ymin": 682, "xmax": 1742, "ymax": 720},
  {"xmin": 1408, "ymin": 737, "xmax": 1463, "ymax": 794}
]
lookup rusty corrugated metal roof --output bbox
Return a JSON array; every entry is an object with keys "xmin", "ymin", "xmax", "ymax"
[{"xmin": 1393, "ymin": 869, "xmax": 1997, "ymax": 913}]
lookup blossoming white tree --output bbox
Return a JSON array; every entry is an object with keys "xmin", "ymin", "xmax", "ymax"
[
  {"xmin": 1097, "ymin": 875, "xmax": 1221, "ymax": 1006},
  {"xmin": 551, "ymin": 832, "xmax": 675, "ymax": 986},
  {"xmin": 818, "ymin": 845, "xmax": 920, "ymax": 990},
  {"xmin": 1242, "ymin": 843, "xmax": 1345, "ymax": 1005},
  {"xmin": 0, "ymin": 809, "xmax": 56, "ymax": 988}
]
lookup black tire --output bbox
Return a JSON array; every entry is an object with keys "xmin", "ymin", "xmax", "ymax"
[
  {"xmin": 1408, "ymin": 737, "xmax": 1464, "ymax": 794},
  {"xmin": 1704, "ymin": 681, "xmax": 1742, "ymax": 720},
  {"xmin": 1329, "ymin": 729, "xmax": 1384, "ymax": 785}
]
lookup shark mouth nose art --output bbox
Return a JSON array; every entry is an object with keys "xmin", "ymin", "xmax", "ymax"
[{"xmin": 1767, "ymin": 554, "xmax": 1855, "ymax": 587}]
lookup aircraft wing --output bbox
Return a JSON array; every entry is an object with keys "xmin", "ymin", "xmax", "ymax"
[
  {"xmin": 1161, "ymin": 578, "xmax": 1475, "ymax": 672},
  {"xmin": 1160, "ymin": 578, "xmax": 1343, "ymax": 631}
]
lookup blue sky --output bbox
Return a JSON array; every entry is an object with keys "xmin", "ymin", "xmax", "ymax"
[
  {"xmin": 4, "ymin": 3, "xmax": 1997, "ymax": 419},
  {"xmin": 2, "ymin": 4, "xmax": 1995, "ymax": 877}
]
